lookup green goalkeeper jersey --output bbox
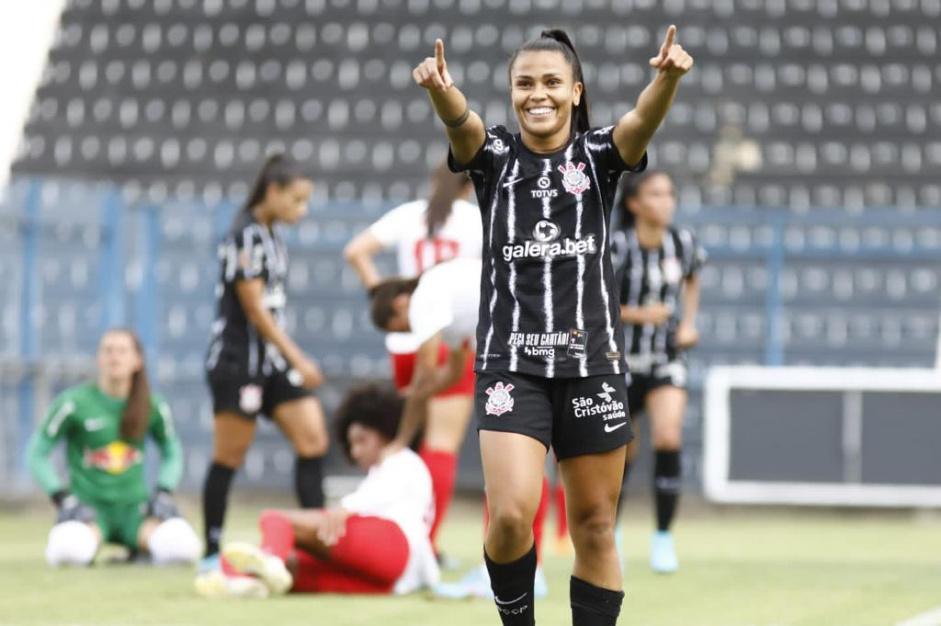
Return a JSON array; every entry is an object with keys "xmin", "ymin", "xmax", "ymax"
[{"xmin": 26, "ymin": 383, "xmax": 183, "ymax": 505}]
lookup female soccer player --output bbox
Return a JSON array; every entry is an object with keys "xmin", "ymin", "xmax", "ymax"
[
  {"xmin": 343, "ymin": 162, "xmax": 480, "ymax": 554},
  {"xmin": 413, "ymin": 25, "xmax": 692, "ymax": 625},
  {"xmin": 202, "ymin": 154, "xmax": 328, "ymax": 570},
  {"xmin": 195, "ymin": 383, "xmax": 439, "ymax": 598},
  {"xmin": 612, "ymin": 170, "xmax": 705, "ymax": 574},
  {"xmin": 26, "ymin": 329, "xmax": 199, "ymax": 567}
]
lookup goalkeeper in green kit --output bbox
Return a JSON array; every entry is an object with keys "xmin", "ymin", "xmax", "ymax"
[{"xmin": 26, "ymin": 328, "xmax": 200, "ymax": 567}]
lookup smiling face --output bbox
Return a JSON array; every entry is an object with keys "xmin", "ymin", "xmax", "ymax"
[
  {"xmin": 265, "ymin": 178, "xmax": 313, "ymax": 224},
  {"xmin": 347, "ymin": 422, "xmax": 389, "ymax": 471},
  {"xmin": 510, "ymin": 50, "xmax": 583, "ymax": 151},
  {"xmin": 627, "ymin": 173, "xmax": 676, "ymax": 228}
]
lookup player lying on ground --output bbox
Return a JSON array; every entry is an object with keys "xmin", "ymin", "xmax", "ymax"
[
  {"xmin": 195, "ymin": 383, "xmax": 440, "ymax": 598},
  {"xmin": 414, "ymin": 24, "xmax": 692, "ymax": 626},
  {"xmin": 344, "ymin": 161, "xmax": 480, "ymax": 559},
  {"xmin": 26, "ymin": 328, "xmax": 199, "ymax": 567},
  {"xmin": 611, "ymin": 170, "xmax": 706, "ymax": 574}
]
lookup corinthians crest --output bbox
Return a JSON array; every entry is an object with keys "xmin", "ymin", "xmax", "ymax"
[
  {"xmin": 485, "ymin": 381, "xmax": 515, "ymax": 416},
  {"xmin": 558, "ymin": 162, "xmax": 591, "ymax": 195}
]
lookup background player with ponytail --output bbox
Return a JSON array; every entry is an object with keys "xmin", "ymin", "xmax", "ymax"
[
  {"xmin": 201, "ymin": 155, "xmax": 329, "ymax": 571},
  {"xmin": 344, "ymin": 161, "xmax": 481, "ymax": 559},
  {"xmin": 611, "ymin": 170, "xmax": 706, "ymax": 574},
  {"xmin": 26, "ymin": 329, "xmax": 199, "ymax": 567},
  {"xmin": 414, "ymin": 24, "xmax": 692, "ymax": 626}
]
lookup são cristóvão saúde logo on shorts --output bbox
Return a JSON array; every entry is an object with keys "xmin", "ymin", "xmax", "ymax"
[{"xmin": 485, "ymin": 381, "xmax": 515, "ymax": 416}]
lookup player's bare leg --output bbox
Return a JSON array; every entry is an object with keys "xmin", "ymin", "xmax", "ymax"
[{"xmin": 273, "ymin": 397, "xmax": 329, "ymax": 509}]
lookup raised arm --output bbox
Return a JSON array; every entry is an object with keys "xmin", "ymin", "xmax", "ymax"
[
  {"xmin": 613, "ymin": 25, "xmax": 694, "ymax": 167},
  {"xmin": 414, "ymin": 39, "xmax": 486, "ymax": 166}
]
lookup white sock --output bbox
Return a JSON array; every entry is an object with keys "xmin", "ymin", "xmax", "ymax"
[
  {"xmin": 147, "ymin": 518, "xmax": 201, "ymax": 565},
  {"xmin": 46, "ymin": 521, "xmax": 99, "ymax": 567}
]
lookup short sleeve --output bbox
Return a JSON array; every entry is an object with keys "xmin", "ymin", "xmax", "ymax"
[
  {"xmin": 679, "ymin": 229, "xmax": 707, "ymax": 278},
  {"xmin": 448, "ymin": 125, "xmax": 512, "ymax": 174},
  {"xmin": 223, "ymin": 224, "xmax": 268, "ymax": 283},
  {"xmin": 583, "ymin": 126, "xmax": 648, "ymax": 176},
  {"xmin": 369, "ymin": 203, "xmax": 411, "ymax": 248}
]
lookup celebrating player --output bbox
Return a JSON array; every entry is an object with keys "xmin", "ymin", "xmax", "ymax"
[
  {"xmin": 611, "ymin": 170, "xmax": 705, "ymax": 573},
  {"xmin": 343, "ymin": 161, "xmax": 480, "ymax": 556},
  {"xmin": 413, "ymin": 24, "xmax": 692, "ymax": 625},
  {"xmin": 26, "ymin": 329, "xmax": 199, "ymax": 567},
  {"xmin": 201, "ymin": 154, "xmax": 329, "ymax": 571},
  {"xmin": 195, "ymin": 383, "xmax": 439, "ymax": 598}
]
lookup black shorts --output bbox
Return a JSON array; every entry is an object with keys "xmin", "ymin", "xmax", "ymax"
[
  {"xmin": 207, "ymin": 357, "xmax": 313, "ymax": 421},
  {"xmin": 475, "ymin": 371, "xmax": 634, "ymax": 461},
  {"xmin": 626, "ymin": 357, "xmax": 688, "ymax": 416}
]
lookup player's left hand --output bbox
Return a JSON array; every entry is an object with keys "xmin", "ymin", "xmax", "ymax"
[
  {"xmin": 147, "ymin": 488, "xmax": 181, "ymax": 521},
  {"xmin": 317, "ymin": 508, "xmax": 350, "ymax": 547},
  {"xmin": 676, "ymin": 323, "xmax": 700, "ymax": 348},
  {"xmin": 649, "ymin": 25, "xmax": 693, "ymax": 78}
]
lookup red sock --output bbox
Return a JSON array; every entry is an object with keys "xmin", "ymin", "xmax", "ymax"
[
  {"xmin": 292, "ymin": 550, "xmax": 392, "ymax": 594},
  {"xmin": 554, "ymin": 482, "xmax": 568, "ymax": 540},
  {"xmin": 419, "ymin": 446, "xmax": 458, "ymax": 551},
  {"xmin": 259, "ymin": 510, "xmax": 295, "ymax": 561}
]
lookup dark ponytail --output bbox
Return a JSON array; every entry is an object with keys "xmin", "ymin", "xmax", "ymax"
[
  {"xmin": 242, "ymin": 153, "xmax": 307, "ymax": 213},
  {"xmin": 425, "ymin": 159, "xmax": 471, "ymax": 239},
  {"xmin": 509, "ymin": 29, "xmax": 591, "ymax": 134},
  {"xmin": 103, "ymin": 329, "xmax": 151, "ymax": 443}
]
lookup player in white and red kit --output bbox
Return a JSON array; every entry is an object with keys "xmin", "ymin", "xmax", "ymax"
[{"xmin": 344, "ymin": 163, "xmax": 480, "ymax": 556}]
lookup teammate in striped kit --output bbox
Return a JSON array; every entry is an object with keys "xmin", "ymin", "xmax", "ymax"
[
  {"xmin": 201, "ymin": 155, "xmax": 329, "ymax": 572},
  {"xmin": 413, "ymin": 24, "xmax": 693, "ymax": 626},
  {"xmin": 611, "ymin": 170, "xmax": 706, "ymax": 574},
  {"xmin": 344, "ymin": 162, "xmax": 481, "ymax": 558}
]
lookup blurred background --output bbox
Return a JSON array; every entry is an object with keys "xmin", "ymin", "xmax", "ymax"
[{"xmin": 1, "ymin": 0, "xmax": 940, "ymax": 508}]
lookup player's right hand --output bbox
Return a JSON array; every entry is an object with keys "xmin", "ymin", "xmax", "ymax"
[
  {"xmin": 413, "ymin": 38, "xmax": 454, "ymax": 92},
  {"xmin": 296, "ymin": 357, "xmax": 324, "ymax": 389},
  {"xmin": 52, "ymin": 490, "xmax": 96, "ymax": 524}
]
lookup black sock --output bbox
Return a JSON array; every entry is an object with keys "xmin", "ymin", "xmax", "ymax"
[
  {"xmin": 654, "ymin": 450, "xmax": 681, "ymax": 532},
  {"xmin": 615, "ymin": 460, "xmax": 632, "ymax": 523},
  {"xmin": 484, "ymin": 543, "xmax": 537, "ymax": 626},
  {"xmin": 202, "ymin": 462, "xmax": 235, "ymax": 557},
  {"xmin": 295, "ymin": 455, "xmax": 325, "ymax": 509},
  {"xmin": 571, "ymin": 576, "xmax": 624, "ymax": 626}
]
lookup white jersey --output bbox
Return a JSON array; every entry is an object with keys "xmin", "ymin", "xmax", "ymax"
[
  {"xmin": 408, "ymin": 258, "xmax": 482, "ymax": 350},
  {"xmin": 340, "ymin": 449, "xmax": 440, "ymax": 594},
  {"xmin": 369, "ymin": 199, "xmax": 482, "ymax": 353}
]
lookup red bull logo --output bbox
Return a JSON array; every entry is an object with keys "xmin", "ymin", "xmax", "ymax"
[{"xmin": 84, "ymin": 441, "xmax": 143, "ymax": 475}]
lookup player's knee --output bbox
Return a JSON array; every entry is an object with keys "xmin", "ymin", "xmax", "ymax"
[
  {"xmin": 569, "ymin": 510, "xmax": 616, "ymax": 555},
  {"xmin": 46, "ymin": 521, "xmax": 99, "ymax": 567},
  {"xmin": 293, "ymin": 433, "xmax": 328, "ymax": 458},
  {"xmin": 488, "ymin": 504, "xmax": 532, "ymax": 547},
  {"xmin": 653, "ymin": 433, "xmax": 682, "ymax": 451},
  {"xmin": 147, "ymin": 517, "xmax": 201, "ymax": 565}
]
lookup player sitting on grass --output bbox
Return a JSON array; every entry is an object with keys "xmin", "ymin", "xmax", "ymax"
[
  {"xmin": 26, "ymin": 328, "xmax": 200, "ymax": 567},
  {"xmin": 195, "ymin": 383, "xmax": 440, "ymax": 598}
]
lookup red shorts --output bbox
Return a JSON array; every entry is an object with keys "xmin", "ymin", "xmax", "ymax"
[{"xmin": 391, "ymin": 345, "xmax": 475, "ymax": 397}]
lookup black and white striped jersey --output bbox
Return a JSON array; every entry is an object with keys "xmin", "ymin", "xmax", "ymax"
[
  {"xmin": 205, "ymin": 211, "xmax": 290, "ymax": 377},
  {"xmin": 611, "ymin": 225, "xmax": 706, "ymax": 365},
  {"xmin": 450, "ymin": 125, "xmax": 646, "ymax": 378}
]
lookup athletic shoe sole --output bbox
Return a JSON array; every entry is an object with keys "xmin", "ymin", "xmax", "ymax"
[{"xmin": 222, "ymin": 542, "xmax": 293, "ymax": 595}]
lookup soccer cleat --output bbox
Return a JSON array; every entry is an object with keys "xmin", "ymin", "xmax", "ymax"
[
  {"xmin": 197, "ymin": 553, "xmax": 221, "ymax": 574},
  {"xmin": 650, "ymin": 531, "xmax": 679, "ymax": 574},
  {"xmin": 222, "ymin": 542, "xmax": 293, "ymax": 595},
  {"xmin": 194, "ymin": 571, "xmax": 269, "ymax": 599}
]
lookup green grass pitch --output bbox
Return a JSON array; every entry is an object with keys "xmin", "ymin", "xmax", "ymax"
[{"xmin": 0, "ymin": 497, "xmax": 938, "ymax": 626}]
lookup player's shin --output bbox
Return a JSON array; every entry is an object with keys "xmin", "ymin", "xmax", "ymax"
[
  {"xmin": 484, "ymin": 543, "xmax": 537, "ymax": 626},
  {"xmin": 570, "ymin": 576, "xmax": 625, "ymax": 626}
]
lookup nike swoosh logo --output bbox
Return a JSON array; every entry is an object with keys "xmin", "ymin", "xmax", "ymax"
[
  {"xmin": 494, "ymin": 592, "xmax": 527, "ymax": 605},
  {"xmin": 502, "ymin": 177, "xmax": 524, "ymax": 188},
  {"xmin": 605, "ymin": 422, "xmax": 627, "ymax": 433}
]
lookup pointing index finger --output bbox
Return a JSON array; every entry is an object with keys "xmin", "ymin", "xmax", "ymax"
[
  {"xmin": 662, "ymin": 25, "xmax": 676, "ymax": 52},
  {"xmin": 435, "ymin": 38, "xmax": 446, "ymax": 66}
]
